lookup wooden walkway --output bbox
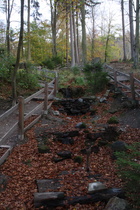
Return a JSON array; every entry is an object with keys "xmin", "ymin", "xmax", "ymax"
[
  {"xmin": 104, "ymin": 64, "xmax": 140, "ymax": 102},
  {"xmin": 0, "ymin": 71, "xmax": 58, "ymax": 146}
]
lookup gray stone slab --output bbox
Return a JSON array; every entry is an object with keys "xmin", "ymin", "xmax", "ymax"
[{"xmin": 36, "ymin": 179, "xmax": 61, "ymax": 192}]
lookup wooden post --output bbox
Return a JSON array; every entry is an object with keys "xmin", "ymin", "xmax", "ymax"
[
  {"xmin": 44, "ymin": 82, "xmax": 48, "ymax": 115},
  {"xmin": 18, "ymin": 96, "xmax": 24, "ymax": 140},
  {"xmin": 54, "ymin": 73, "xmax": 58, "ymax": 97},
  {"xmin": 130, "ymin": 72, "xmax": 135, "ymax": 100},
  {"xmin": 114, "ymin": 71, "xmax": 117, "ymax": 88}
]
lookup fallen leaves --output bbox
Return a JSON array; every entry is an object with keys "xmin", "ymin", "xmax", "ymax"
[{"xmin": 0, "ymin": 90, "xmax": 140, "ymax": 209}]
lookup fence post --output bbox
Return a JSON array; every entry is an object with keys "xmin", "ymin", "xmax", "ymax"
[
  {"xmin": 18, "ymin": 96, "xmax": 24, "ymax": 140},
  {"xmin": 114, "ymin": 71, "xmax": 117, "ymax": 88},
  {"xmin": 54, "ymin": 72, "xmax": 58, "ymax": 96},
  {"xmin": 130, "ymin": 72, "xmax": 135, "ymax": 100},
  {"xmin": 44, "ymin": 82, "xmax": 48, "ymax": 115}
]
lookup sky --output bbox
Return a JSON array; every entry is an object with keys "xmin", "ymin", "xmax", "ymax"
[{"xmin": 0, "ymin": 0, "xmax": 134, "ymax": 33}]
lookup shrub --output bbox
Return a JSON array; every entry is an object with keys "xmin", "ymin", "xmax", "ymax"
[
  {"xmin": 71, "ymin": 66, "xmax": 81, "ymax": 75},
  {"xmin": 74, "ymin": 156, "xmax": 83, "ymax": 164},
  {"xmin": 42, "ymin": 56, "xmax": 63, "ymax": 69},
  {"xmin": 115, "ymin": 143, "xmax": 140, "ymax": 209},
  {"xmin": 85, "ymin": 71, "xmax": 109, "ymax": 94},
  {"xmin": 17, "ymin": 70, "xmax": 39, "ymax": 89},
  {"xmin": 107, "ymin": 116, "xmax": 119, "ymax": 124}
]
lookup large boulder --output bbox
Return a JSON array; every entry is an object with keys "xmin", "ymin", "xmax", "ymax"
[
  {"xmin": 111, "ymin": 141, "xmax": 128, "ymax": 152},
  {"xmin": 104, "ymin": 196, "xmax": 129, "ymax": 210}
]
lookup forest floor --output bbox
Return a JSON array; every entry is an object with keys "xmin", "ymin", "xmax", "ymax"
[{"xmin": 0, "ymin": 62, "xmax": 140, "ymax": 209}]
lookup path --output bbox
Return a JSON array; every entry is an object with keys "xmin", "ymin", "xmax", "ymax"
[{"xmin": 0, "ymin": 82, "xmax": 55, "ymax": 146}]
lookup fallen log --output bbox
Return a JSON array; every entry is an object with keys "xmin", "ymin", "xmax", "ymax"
[{"xmin": 34, "ymin": 188, "xmax": 125, "ymax": 208}]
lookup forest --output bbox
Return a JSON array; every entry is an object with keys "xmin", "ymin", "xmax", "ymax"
[{"xmin": 0, "ymin": 0, "xmax": 140, "ymax": 210}]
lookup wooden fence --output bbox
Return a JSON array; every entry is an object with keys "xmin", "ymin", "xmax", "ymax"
[
  {"xmin": 104, "ymin": 64, "xmax": 140, "ymax": 101},
  {"xmin": 0, "ymin": 72, "xmax": 58, "ymax": 143}
]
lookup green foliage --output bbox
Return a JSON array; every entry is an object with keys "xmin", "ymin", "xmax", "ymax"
[
  {"xmin": 116, "ymin": 143, "xmax": 140, "ymax": 208},
  {"xmin": 83, "ymin": 61, "xmax": 109, "ymax": 94},
  {"xmin": 17, "ymin": 70, "xmax": 39, "ymax": 89},
  {"xmin": 0, "ymin": 54, "xmax": 16, "ymax": 81},
  {"xmin": 107, "ymin": 116, "xmax": 119, "ymax": 124},
  {"xmin": 83, "ymin": 63, "xmax": 94, "ymax": 72},
  {"xmin": 83, "ymin": 61, "xmax": 103, "ymax": 72},
  {"xmin": 74, "ymin": 156, "xmax": 83, "ymax": 164},
  {"xmin": 71, "ymin": 66, "xmax": 81, "ymax": 75},
  {"xmin": 85, "ymin": 71, "xmax": 109, "ymax": 94},
  {"xmin": 42, "ymin": 56, "xmax": 63, "ymax": 69},
  {"xmin": 23, "ymin": 159, "xmax": 32, "ymax": 167}
]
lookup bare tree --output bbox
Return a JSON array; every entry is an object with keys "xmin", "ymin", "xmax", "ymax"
[
  {"xmin": 133, "ymin": 0, "xmax": 139, "ymax": 68},
  {"xmin": 50, "ymin": 0, "xmax": 57, "ymax": 57},
  {"xmin": 129, "ymin": 0, "xmax": 135, "ymax": 61},
  {"xmin": 27, "ymin": 0, "xmax": 31, "ymax": 61},
  {"xmin": 80, "ymin": 0, "xmax": 87, "ymax": 65},
  {"xmin": 12, "ymin": 0, "xmax": 24, "ymax": 104},
  {"xmin": 121, "ymin": 0, "xmax": 127, "ymax": 61}
]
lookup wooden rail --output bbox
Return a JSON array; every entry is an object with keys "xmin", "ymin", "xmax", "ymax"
[
  {"xmin": 18, "ymin": 77, "xmax": 58, "ymax": 140},
  {"xmin": 104, "ymin": 64, "xmax": 140, "ymax": 101},
  {"xmin": 0, "ymin": 71, "xmax": 58, "ymax": 144}
]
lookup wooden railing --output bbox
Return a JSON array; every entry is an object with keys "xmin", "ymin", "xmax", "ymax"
[
  {"xmin": 0, "ymin": 71, "xmax": 58, "ymax": 143},
  {"xmin": 104, "ymin": 64, "xmax": 140, "ymax": 101}
]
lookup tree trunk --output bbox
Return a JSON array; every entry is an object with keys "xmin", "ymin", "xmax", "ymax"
[
  {"xmin": 70, "ymin": 7, "xmax": 75, "ymax": 67},
  {"xmin": 34, "ymin": 188, "xmax": 124, "ymax": 208},
  {"xmin": 133, "ymin": 0, "xmax": 139, "ymax": 68},
  {"xmin": 91, "ymin": 5, "xmax": 95, "ymax": 59},
  {"xmin": 27, "ymin": 0, "xmax": 31, "ymax": 61},
  {"xmin": 121, "ymin": 0, "xmax": 127, "ymax": 61},
  {"xmin": 72, "ymin": 7, "xmax": 79, "ymax": 65},
  {"xmin": 12, "ymin": 0, "xmax": 24, "ymax": 104},
  {"xmin": 6, "ymin": 0, "xmax": 14, "ymax": 56},
  {"xmin": 80, "ymin": 0, "xmax": 87, "ymax": 65},
  {"xmin": 50, "ymin": 0, "xmax": 57, "ymax": 57},
  {"xmin": 129, "ymin": 0, "xmax": 135, "ymax": 61},
  {"xmin": 65, "ymin": 2, "xmax": 69, "ymax": 66}
]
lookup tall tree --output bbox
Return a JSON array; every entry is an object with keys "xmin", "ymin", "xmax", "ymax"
[
  {"xmin": 133, "ymin": 0, "xmax": 139, "ymax": 68},
  {"xmin": 50, "ymin": 0, "xmax": 57, "ymax": 57},
  {"xmin": 80, "ymin": 0, "xmax": 87, "ymax": 65},
  {"xmin": 70, "ymin": 5, "xmax": 75, "ymax": 67},
  {"xmin": 12, "ymin": 0, "xmax": 24, "ymax": 104},
  {"xmin": 129, "ymin": 0, "xmax": 135, "ymax": 61},
  {"xmin": 27, "ymin": 0, "xmax": 31, "ymax": 61},
  {"xmin": 3, "ymin": 0, "xmax": 14, "ymax": 56},
  {"xmin": 121, "ymin": 0, "xmax": 127, "ymax": 61}
]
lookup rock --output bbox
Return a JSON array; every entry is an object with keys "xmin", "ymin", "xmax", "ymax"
[
  {"xmin": 104, "ymin": 90, "xmax": 110, "ymax": 97},
  {"xmin": 36, "ymin": 179, "xmax": 61, "ymax": 192},
  {"xmin": 78, "ymin": 98, "xmax": 83, "ymax": 103},
  {"xmin": 99, "ymin": 97, "xmax": 107, "ymax": 103},
  {"xmin": 111, "ymin": 141, "xmax": 128, "ymax": 152},
  {"xmin": 91, "ymin": 146, "xmax": 100, "ymax": 153},
  {"xmin": 57, "ymin": 151, "xmax": 72, "ymax": 159},
  {"xmin": 38, "ymin": 145, "xmax": 50, "ymax": 153},
  {"xmin": 57, "ymin": 137, "xmax": 74, "ymax": 145},
  {"xmin": 0, "ymin": 174, "xmax": 9, "ymax": 192},
  {"xmin": 53, "ymin": 98, "xmax": 92, "ymax": 115},
  {"xmin": 88, "ymin": 182, "xmax": 107, "ymax": 193},
  {"xmin": 75, "ymin": 122, "xmax": 87, "ymax": 129},
  {"xmin": 34, "ymin": 192, "xmax": 65, "ymax": 208},
  {"xmin": 104, "ymin": 196, "xmax": 129, "ymax": 210},
  {"xmin": 53, "ymin": 110, "xmax": 60, "ymax": 116}
]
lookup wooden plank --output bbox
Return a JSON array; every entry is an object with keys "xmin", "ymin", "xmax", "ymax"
[
  {"xmin": 24, "ymin": 88, "xmax": 44, "ymax": 104},
  {"xmin": 18, "ymin": 97, "xmax": 24, "ymax": 140},
  {"xmin": 0, "ymin": 103, "xmax": 18, "ymax": 121},
  {"xmin": 117, "ymin": 81, "xmax": 130, "ymax": 90},
  {"xmin": 24, "ymin": 114, "xmax": 42, "ymax": 132},
  {"xmin": 134, "ymin": 77, "xmax": 140, "ymax": 85},
  {"xmin": 24, "ymin": 102, "xmax": 44, "ymax": 120},
  {"xmin": 0, "ymin": 122, "xmax": 18, "ymax": 145}
]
